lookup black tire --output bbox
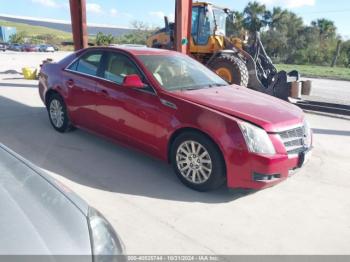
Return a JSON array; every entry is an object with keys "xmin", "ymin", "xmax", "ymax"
[
  {"xmin": 208, "ymin": 54, "xmax": 249, "ymax": 87},
  {"xmin": 47, "ymin": 93, "xmax": 74, "ymax": 133},
  {"xmin": 170, "ymin": 131, "xmax": 226, "ymax": 192}
]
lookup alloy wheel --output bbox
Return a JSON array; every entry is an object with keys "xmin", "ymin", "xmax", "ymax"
[
  {"xmin": 49, "ymin": 99, "xmax": 64, "ymax": 128},
  {"xmin": 176, "ymin": 140, "xmax": 213, "ymax": 184}
]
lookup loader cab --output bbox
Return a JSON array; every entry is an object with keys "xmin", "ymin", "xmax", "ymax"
[{"xmin": 191, "ymin": 3, "xmax": 228, "ymax": 45}]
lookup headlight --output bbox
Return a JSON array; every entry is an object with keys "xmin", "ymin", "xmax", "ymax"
[
  {"xmin": 238, "ymin": 121, "xmax": 276, "ymax": 155},
  {"xmin": 88, "ymin": 207, "xmax": 124, "ymax": 261}
]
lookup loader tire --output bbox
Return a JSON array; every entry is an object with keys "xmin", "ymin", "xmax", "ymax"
[{"xmin": 208, "ymin": 55, "xmax": 249, "ymax": 87}]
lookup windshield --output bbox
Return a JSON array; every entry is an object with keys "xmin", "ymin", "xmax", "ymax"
[
  {"xmin": 138, "ymin": 54, "xmax": 228, "ymax": 91},
  {"xmin": 212, "ymin": 7, "xmax": 227, "ymax": 36}
]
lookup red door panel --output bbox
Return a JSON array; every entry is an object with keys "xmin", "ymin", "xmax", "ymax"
[
  {"xmin": 63, "ymin": 71, "xmax": 98, "ymax": 130},
  {"xmin": 95, "ymin": 80, "xmax": 162, "ymax": 154}
]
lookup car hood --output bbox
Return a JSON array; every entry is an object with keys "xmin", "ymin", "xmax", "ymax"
[
  {"xmin": 0, "ymin": 145, "xmax": 92, "ymax": 255},
  {"xmin": 172, "ymin": 85, "xmax": 304, "ymax": 132}
]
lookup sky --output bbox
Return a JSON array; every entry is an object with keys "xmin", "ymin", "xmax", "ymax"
[{"xmin": 0, "ymin": 0, "xmax": 350, "ymax": 38}]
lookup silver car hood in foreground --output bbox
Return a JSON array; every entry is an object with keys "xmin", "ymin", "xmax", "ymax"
[{"xmin": 0, "ymin": 144, "xmax": 91, "ymax": 255}]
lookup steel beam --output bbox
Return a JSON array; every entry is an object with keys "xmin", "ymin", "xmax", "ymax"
[
  {"xmin": 69, "ymin": 0, "xmax": 88, "ymax": 50},
  {"xmin": 175, "ymin": 0, "xmax": 192, "ymax": 54}
]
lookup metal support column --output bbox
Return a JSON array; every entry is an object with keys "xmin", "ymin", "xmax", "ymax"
[
  {"xmin": 69, "ymin": 0, "xmax": 88, "ymax": 50},
  {"xmin": 174, "ymin": 0, "xmax": 192, "ymax": 54}
]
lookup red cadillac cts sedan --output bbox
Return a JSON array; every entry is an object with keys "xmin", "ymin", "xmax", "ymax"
[{"xmin": 39, "ymin": 46, "xmax": 312, "ymax": 191}]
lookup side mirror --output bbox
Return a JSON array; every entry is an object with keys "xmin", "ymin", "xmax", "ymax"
[{"xmin": 122, "ymin": 74, "xmax": 145, "ymax": 88}]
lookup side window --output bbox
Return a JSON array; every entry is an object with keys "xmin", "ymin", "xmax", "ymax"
[
  {"xmin": 68, "ymin": 60, "xmax": 78, "ymax": 71},
  {"xmin": 197, "ymin": 7, "xmax": 211, "ymax": 45},
  {"xmin": 192, "ymin": 7, "xmax": 211, "ymax": 45},
  {"xmin": 69, "ymin": 51, "xmax": 103, "ymax": 76},
  {"xmin": 103, "ymin": 52, "xmax": 141, "ymax": 85},
  {"xmin": 191, "ymin": 7, "xmax": 200, "ymax": 42}
]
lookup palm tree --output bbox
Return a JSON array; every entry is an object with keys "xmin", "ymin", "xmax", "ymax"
[
  {"xmin": 226, "ymin": 11, "xmax": 245, "ymax": 37},
  {"xmin": 264, "ymin": 7, "xmax": 288, "ymax": 31},
  {"xmin": 311, "ymin": 18, "xmax": 337, "ymax": 40},
  {"xmin": 243, "ymin": 1, "xmax": 267, "ymax": 33}
]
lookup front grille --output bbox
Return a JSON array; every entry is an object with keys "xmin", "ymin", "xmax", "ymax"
[{"xmin": 279, "ymin": 125, "xmax": 307, "ymax": 155}]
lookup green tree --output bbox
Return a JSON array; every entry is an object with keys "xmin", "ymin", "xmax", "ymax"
[
  {"xmin": 338, "ymin": 40, "xmax": 350, "ymax": 67},
  {"xmin": 95, "ymin": 32, "xmax": 114, "ymax": 46},
  {"xmin": 262, "ymin": 9, "xmax": 304, "ymax": 63},
  {"xmin": 310, "ymin": 19, "xmax": 338, "ymax": 65},
  {"xmin": 227, "ymin": 11, "xmax": 245, "ymax": 37},
  {"xmin": 114, "ymin": 21, "xmax": 158, "ymax": 45},
  {"xmin": 36, "ymin": 34, "xmax": 61, "ymax": 45},
  {"xmin": 311, "ymin": 19, "xmax": 337, "ymax": 41},
  {"xmin": 264, "ymin": 7, "xmax": 288, "ymax": 31},
  {"xmin": 243, "ymin": 1, "xmax": 267, "ymax": 33},
  {"xmin": 238, "ymin": 0, "xmax": 343, "ymax": 67},
  {"xmin": 9, "ymin": 31, "xmax": 27, "ymax": 44}
]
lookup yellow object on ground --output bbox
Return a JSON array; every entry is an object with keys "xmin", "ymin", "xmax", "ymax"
[{"xmin": 22, "ymin": 67, "xmax": 37, "ymax": 80}]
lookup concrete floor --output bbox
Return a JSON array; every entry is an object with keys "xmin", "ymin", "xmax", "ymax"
[
  {"xmin": 1, "ymin": 51, "xmax": 350, "ymax": 255},
  {"xmin": 304, "ymin": 77, "xmax": 350, "ymax": 105}
]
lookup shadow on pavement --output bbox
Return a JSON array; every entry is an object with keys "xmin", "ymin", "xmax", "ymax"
[
  {"xmin": 0, "ymin": 95, "xmax": 254, "ymax": 203},
  {"xmin": 0, "ymin": 82, "xmax": 37, "ymax": 88},
  {"xmin": 313, "ymin": 128, "xmax": 350, "ymax": 137},
  {"xmin": 0, "ymin": 70, "xmax": 22, "ymax": 74}
]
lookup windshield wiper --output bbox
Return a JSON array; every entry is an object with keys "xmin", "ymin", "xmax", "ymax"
[
  {"xmin": 207, "ymin": 83, "xmax": 227, "ymax": 87},
  {"xmin": 170, "ymin": 83, "xmax": 227, "ymax": 91},
  {"xmin": 182, "ymin": 87, "xmax": 199, "ymax": 90}
]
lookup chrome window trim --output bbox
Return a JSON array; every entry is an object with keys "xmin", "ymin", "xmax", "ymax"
[
  {"xmin": 64, "ymin": 68, "xmax": 157, "ymax": 96},
  {"xmin": 64, "ymin": 50, "xmax": 104, "ymax": 74},
  {"xmin": 64, "ymin": 53, "xmax": 82, "ymax": 71},
  {"xmin": 64, "ymin": 50, "xmax": 157, "ymax": 96}
]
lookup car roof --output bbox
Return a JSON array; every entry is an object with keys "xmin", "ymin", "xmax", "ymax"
[{"xmin": 85, "ymin": 45, "xmax": 179, "ymax": 56}]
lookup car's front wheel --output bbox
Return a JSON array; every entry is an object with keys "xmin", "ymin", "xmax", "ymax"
[
  {"xmin": 47, "ymin": 93, "xmax": 73, "ymax": 133},
  {"xmin": 170, "ymin": 131, "xmax": 226, "ymax": 191}
]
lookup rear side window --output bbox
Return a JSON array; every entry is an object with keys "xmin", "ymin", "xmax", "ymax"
[{"xmin": 68, "ymin": 51, "xmax": 103, "ymax": 76}]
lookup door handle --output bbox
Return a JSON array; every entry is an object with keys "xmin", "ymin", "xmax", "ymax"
[
  {"xmin": 139, "ymin": 110, "xmax": 147, "ymax": 119},
  {"xmin": 99, "ymin": 89, "xmax": 109, "ymax": 96},
  {"xmin": 67, "ymin": 79, "xmax": 74, "ymax": 88}
]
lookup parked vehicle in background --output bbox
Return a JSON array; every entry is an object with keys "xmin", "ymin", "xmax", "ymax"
[
  {"xmin": 39, "ymin": 46, "xmax": 312, "ymax": 192},
  {"xmin": 0, "ymin": 42, "xmax": 7, "ymax": 51},
  {"xmin": 23, "ymin": 44, "xmax": 37, "ymax": 52},
  {"xmin": 39, "ymin": 44, "xmax": 55, "ymax": 52},
  {"xmin": 0, "ymin": 143, "xmax": 124, "ymax": 257},
  {"xmin": 35, "ymin": 45, "xmax": 41, "ymax": 52},
  {"xmin": 8, "ymin": 43, "xmax": 23, "ymax": 51}
]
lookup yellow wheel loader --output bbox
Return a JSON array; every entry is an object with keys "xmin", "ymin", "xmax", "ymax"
[{"xmin": 146, "ymin": 2, "xmax": 299, "ymax": 100}]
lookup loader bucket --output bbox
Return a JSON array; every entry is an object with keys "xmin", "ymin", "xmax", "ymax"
[{"xmin": 272, "ymin": 70, "xmax": 300, "ymax": 100}]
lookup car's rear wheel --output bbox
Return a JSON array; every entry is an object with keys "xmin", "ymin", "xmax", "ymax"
[
  {"xmin": 170, "ymin": 131, "xmax": 226, "ymax": 191},
  {"xmin": 47, "ymin": 93, "xmax": 73, "ymax": 133}
]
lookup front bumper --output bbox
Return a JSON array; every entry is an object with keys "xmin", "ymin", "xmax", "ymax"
[{"xmin": 226, "ymin": 149, "xmax": 312, "ymax": 190}]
